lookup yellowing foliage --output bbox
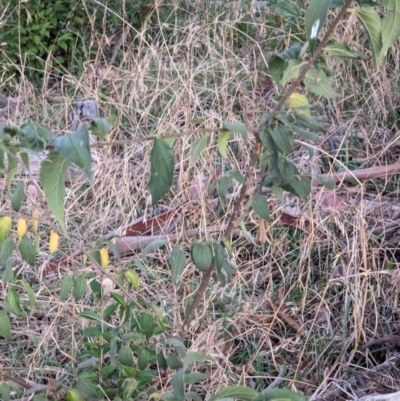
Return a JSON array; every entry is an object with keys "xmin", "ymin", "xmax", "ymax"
[
  {"xmin": 287, "ymin": 92, "xmax": 311, "ymax": 116},
  {"xmin": 0, "ymin": 216, "xmax": 12, "ymax": 243},
  {"xmin": 100, "ymin": 248, "xmax": 109, "ymax": 268},
  {"xmin": 32, "ymin": 210, "xmax": 40, "ymax": 235},
  {"xmin": 49, "ymin": 230, "xmax": 59, "ymax": 254},
  {"xmin": 17, "ymin": 218, "xmax": 28, "ymax": 241}
]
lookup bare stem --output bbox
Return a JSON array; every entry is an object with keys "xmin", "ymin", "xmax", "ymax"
[{"xmin": 179, "ymin": 0, "xmax": 354, "ymax": 340}]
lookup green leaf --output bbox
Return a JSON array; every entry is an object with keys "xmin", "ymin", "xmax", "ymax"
[
  {"xmin": 66, "ymin": 389, "xmax": 85, "ymax": 401},
  {"xmin": 18, "ymin": 280, "xmax": 36, "ymax": 316},
  {"xmin": 209, "ymin": 385, "xmax": 259, "ymax": 401},
  {"xmin": 0, "ymin": 311, "xmax": 11, "ymax": 339},
  {"xmin": 0, "ymin": 237, "xmax": 14, "ymax": 264},
  {"xmin": 157, "ymin": 352, "xmax": 168, "ymax": 369},
  {"xmin": 2, "ymin": 260, "xmax": 14, "ymax": 283},
  {"xmin": 282, "ymin": 60, "xmax": 306, "ymax": 84},
  {"xmin": 217, "ymin": 130, "xmax": 230, "ymax": 157},
  {"xmin": 119, "ymin": 345, "xmax": 135, "ymax": 367},
  {"xmin": 222, "ymin": 260, "xmax": 237, "ymax": 282},
  {"xmin": 323, "ymin": 42, "xmax": 368, "ymax": 59},
  {"xmin": 39, "ymin": 151, "xmax": 71, "ymax": 232},
  {"xmin": 217, "ymin": 175, "xmax": 231, "ymax": 200},
  {"xmin": 18, "ymin": 122, "xmax": 53, "ymax": 153},
  {"xmin": 270, "ymin": 123, "xmax": 293, "ymax": 154},
  {"xmin": 183, "ymin": 352, "xmax": 212, "ymax": 369},
  {"xmin": 52, "ymin": 125, "xmax": 92, "ymax": 184},
  {"xmin": 379, "ymin": 0, "xmax": 400, "ymax": 66},
  {"xmin": 191, "ymin": 242, "xmax": 213, "ymax": 272},
  {"xmin": 166, "ymin": 338, "xmax": 187, "ymax": 357},
  {"xmin": 60, "ymin": 274, "xmax": 73, "ymax": 300},
  {"xmin": 0, "ymin": 382, "xmax": 11, "ymax": 401},
  {"xmin": 268, "ymin": 55, "xmax": 286, "ymax": 83},
  {"xmin": 0, "ymin": 147, "xmax": 5, "ymax": 172},
  {"xmin": 230, "ymin": 171, "xmax": 245, "ymax": 184},
  {"xmin": 11, "ymin": 180, "xmax": 26, "ymax": 212},
  {"xmin": 138, "ymin": 348, "xmax": 150, "ymax": 370},
  {"xmin": 77, "ymin": 375, "xmax": 98, "ymax": 399},
  {"xmin": 126, "ymin": 269, "xmax": 140, "ymax": 290},
  {"xmin": 4, "ymin": 288, "xmax": 24, "ymax": 317},
  {"xmin": 191, "ymin": 135, "xmax": 210, "ymax": 160},
  {"xmin": 184, "ymin": 373, "xmax": 209, "ymax": 384},
  {"xmin": 211, "ymin": 242, "xmax": 225, "ymax": 270},
  {"xmin": 7, "ymin": 148, "xmax": 18, "ymax": 191},
  {"xmin": 79, "ymin": 310, "xmax": 101, "ymax": 321},
  {"xmin": 305, "ymin": 0, "xmax": 333, "ymax": 52},
  {"xmin": 172, "ymin": 369, "xmax": 185, "ymax": 401},
  {"xmin": 73, "ymin": 274, "xmax": 87, "ymax": 301},
  {"xmin": 166, "ymin": 353, "xmax": 184, "ymax": 369},
  {"xmin": 18, "ymin": 236, "xmax": 36, "ymax": 266},
  {"xmin": 223, "ymin": 121, "xmax": 248, "ymax": 143},
  {"xmin": 148, "ymin": 138, "xmax": 175, "ymax": 204},
  {"xmin": 254, "ymin": 388, "xmax": 309, "ymax": 401},
  {"xmin": 282, "ymin": 176, "xmax": 311, "ymax": 201},
  {"xmin": 20, "ymin": 152, "xmax": 29, "ymax": 170},
  {"xmin": 292, "ymin": 125, "xmax": 319, "ymax": 143},
  {"xmin": 90, "ymin": 116, "xmax": 116, "ymax": 139},
  {"xmin": 314, "ymin": 174, "xmax": 336, "ymax": 189},
  {"xmin": 273, "ymin": 0, "xmax": 302, "ymax": 19},
  {"xmin": 142, "ymin": 239, "xmax": 168, "ymax": 255},
  {"xmin": 168, "ymin": 247, "xmax": 186, "ymax": 285},
  {"xmin": 110, "ymin": 291, "xmax": 126, "ymax": 308},
  {"xmin": 139, "ymin": 312, "xmax": 154, "ymax": 339},
  {"xmin": 355, "ymin": 7, "xmax": 382, "ymax": 68},
  {"xmin": 304, "ymin": 69, "xmax": 339, "ymax": 98},
  {"xmin": 251, "ymin": 195, "xmax": 271, "ymax": 222}
]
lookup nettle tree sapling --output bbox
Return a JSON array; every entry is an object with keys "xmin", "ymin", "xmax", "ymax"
[{"xmin": 0, "ymin": 0, "xmax": 399, "ymax": 400}]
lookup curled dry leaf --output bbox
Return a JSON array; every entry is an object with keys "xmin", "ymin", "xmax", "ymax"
[{"xmin": 258, "ymin": 220, "xmax": 268, "ymax": 244}]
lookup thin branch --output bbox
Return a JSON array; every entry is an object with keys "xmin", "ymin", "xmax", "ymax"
[{"xmin": 179, "ymin": 0, "xmax": 354, "ymax": 340}]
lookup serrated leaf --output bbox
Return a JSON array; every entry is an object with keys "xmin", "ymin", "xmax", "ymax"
[
  {"xmin": 251, "ymin": 195, "xmax": 270, "ymax": 222},
  {"xmin": 191, "ymin": 242, "xmax": 213, "ymax": 272},
  {"xmin": 268, "ymin": 55, "xmax": 286, "ymax": 84},
  {"xmin": 139, "ymin": 312, "xmax": 154, "ymax": 339},
  {"xmin": 223, "ymin": 121, "xmax": 248, "ymax": 143},
  {"xmin": 90, "ymin": 115, "xmax": 116, "ymax": 139},
  {"xmin": 183, "ymin": 352, "xmax": 212, "ymax": 369},
  {"xmin": 217, "ymin": 130, "xmax": 230, "ymax": 157},
  {"xmin": 60, "ymin": 274, "xmax": 73, "ymax": 300},
  {"xmin": 287, "ymin": 93, "xmax": 310, "ymax": 116},
  {"xmin": 273, "ymin": 0, "xmax": 302, "ymax": 19},
  {"xmin": 148, "ymin": 138, "xmax": 175, "ymax": 204},
  {"xmin": 126, "ymin": 269, "xmax": 140, "ymax": 290},
  {"xmin": 4, "ymin": 288, "xmax": 24, "ymax": 317},
  {"xmin": 323, "ymin": 42, "xmax": 367, "ymax": 59},
  {"xmin": 282, "ymin": 60, "xmax": 306, "ymax": 84},
  {"xmin": 172, "ymin": 369, "xmax": 185, "ymax": 401},
  {"xmin": 39, "ymin": 151, "xmax": 71, "ymax": 232},
  {"xmin": 209, "ymin": 385, "xmax": 259, "ymax": 401},
  {"xmin": 191, "ymin": 135, "xmax": 210, "ymax": 160},
  {"xmin": 0, "ymin": 238, "xmax": 14, "ymax": 264},
  {"xmin": 18, "ymin": 236, "xmax": 36, "ymax": 266},
  {"xmin": 270, "ymin": 123, "xmax": 293, "ymax": 154},
  {"xmin": 18, "ymin": 122, "xmax": 53, "ymax": 153},
  {"xmin": 355, "ymin": 7, "xmax": 382, "ymax": 68},
  {"xmin": 304, "ymin": 69, "xmax": 339, "ymax": 98},
  {"xmin": 18, "ymin": 280, "xmax": 36, "ymax": 316},
  {"xmin": 292, "ymin": 125, "xmax": 319, "ymax": 143},
  {"xmin": 52, "ymin": 125, "xmax": 92, "ymax": 184},
  {"xmin": 73, "ymin": 274, "xmax": 87, "ymax": 301},
  {"xmin": 168, "ymin": 247, "xmax": 186, "ymax": 285},
  {"xmin": 211, "ymin": 242, "xmax": 225, "ymax": 270},
  {"xmin": 282, "ymin": 176, "xmax": 311, "ymax": 201},
  {"xmin": 11, "ymin": 181, "xmax": 26, "ymax": 212},
  {"xmin": 0, "ymin": 217, "xmax": 12, "ymax": 244},
  {"xmin": 0, "ymin": 311, "xmax": 11, "ymax": 339}
]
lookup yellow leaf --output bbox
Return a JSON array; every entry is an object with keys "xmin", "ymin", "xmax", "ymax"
[
  {"xmin": 0, "ymin": 216, "xmax": 12, "ymax": 244},
  {"xmin": 32, "ymin": 210, "xmax": 40, "ymax": 235},
  {"xmin": 17, "ymin": 218, "xmax": 28, "ymax": 242},
  {"xmin": 287, "ymin": 92, "xmax": 311, "ymax": 116},
  {"xmin": 100, "ymin": 247, "xmax": 109, "ymax": 268},
  {"xmin": 49, "ymin": 230, "xmax": 59, "ymax": 254},
  {"xmin": 217, "ymin": 130, "xmax": 230, "ymax": 158},
  {"xmin": 126, "ymin": 269, "xmax": 140, "ymax": 290}
]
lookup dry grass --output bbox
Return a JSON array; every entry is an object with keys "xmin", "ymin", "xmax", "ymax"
[{"xmin": 1, "ymin": 2, "xmax": 400, "ymax": 400}]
